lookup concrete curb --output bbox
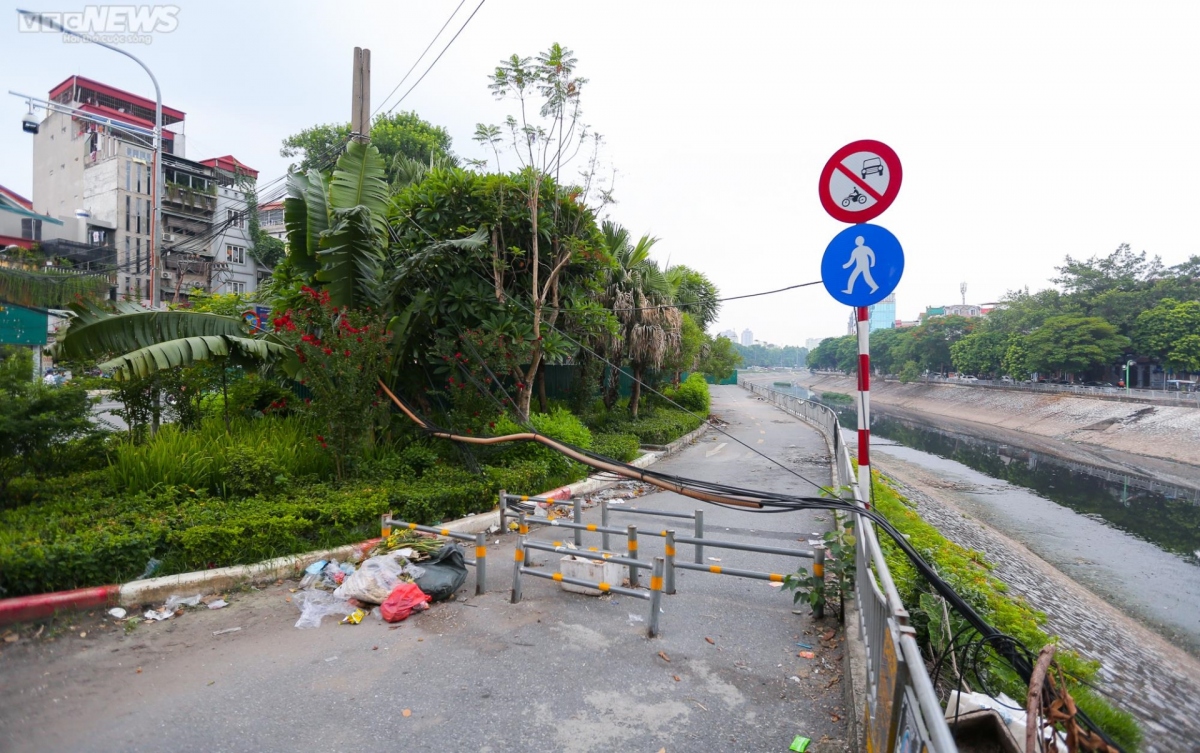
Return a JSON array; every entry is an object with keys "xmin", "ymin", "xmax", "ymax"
[{"xmin": 3, "ymin": 420, "xmax": 715, "ymax": 621}]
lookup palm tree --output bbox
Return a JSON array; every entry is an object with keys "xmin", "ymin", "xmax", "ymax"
[{"xmin": 599, "ymin": 221, "xmax": 681, "ymax": 417}]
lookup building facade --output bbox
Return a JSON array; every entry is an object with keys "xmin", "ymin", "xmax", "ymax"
[
  {"xmin": 740, "ymin": 328, "xmax": 754, "ymax": 346},
  {"xmin": 30, "ymin": 76, "xmax": 262, "ymax": 304}
]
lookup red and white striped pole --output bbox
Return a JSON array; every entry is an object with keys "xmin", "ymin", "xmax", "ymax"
[{"xmin": 856, "ymin": 305, "xmax": 871, "ymax": 507}]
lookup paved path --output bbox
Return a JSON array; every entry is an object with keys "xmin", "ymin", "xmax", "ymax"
[{"xmin": 0, "ymin": 386, "xmax": 849, "ymax": 753}]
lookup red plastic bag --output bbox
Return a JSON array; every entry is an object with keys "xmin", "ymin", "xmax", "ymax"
[{"xmin": 380, "ymin": 582, "xmax": 431, "ymax": 623}]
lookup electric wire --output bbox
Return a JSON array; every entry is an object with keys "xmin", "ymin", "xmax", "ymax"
[
  {"xmin": 382, "ymin": 0, "xmax": 487, "ymax": 116},
  {"xmin": 373, "ymin": 0, "xmax": 469, "ymax": 117}
]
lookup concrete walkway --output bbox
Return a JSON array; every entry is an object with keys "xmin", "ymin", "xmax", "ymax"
[{"xmin": 0, "ymin": 386, "xmax": 849, "ymax": 753}]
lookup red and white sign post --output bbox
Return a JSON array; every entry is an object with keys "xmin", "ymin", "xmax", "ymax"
[{"xmin": 818, "ymin": 140, "xmax": 904, "ymax": 508}]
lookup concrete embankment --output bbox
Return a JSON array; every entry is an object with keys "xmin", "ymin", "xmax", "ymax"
[{"xmin": 795, "ymin": 374, "xmax": 1200, "ymax": 488}]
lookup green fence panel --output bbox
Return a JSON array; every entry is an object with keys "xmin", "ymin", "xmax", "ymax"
[{"xmin": 0, "ymin": 304, "xmax": 48, "ymax": 346}]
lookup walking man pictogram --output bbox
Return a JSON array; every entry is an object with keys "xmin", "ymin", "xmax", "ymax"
[{"xmin": 842, "ymin": 236, "xmax": 878, "ymax": 294}]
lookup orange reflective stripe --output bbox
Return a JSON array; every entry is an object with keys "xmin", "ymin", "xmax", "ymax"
[
  {"xmin": 519, "ymin": 525, "xmax": 529, "ymax": 534},
  {"xmin": 586, "ymin": 524, "xmax": 597, "ymax": 531},
  {"xmin": 475, "ymin": 546, "xmax": 487, "ymax": 558},
  {"xmin": 587, "ymin": 547, "xmax": 599, "ymax": 552},
  {"xmin": 407, "ymin": 523, "xmax": 418, "ymax": 530},
  {"xmin": 598, "ymin": 582, "xmax": 611, "ymax": 592},
  {"xmin": 661, "ymin": 530, "xmax": 668, "ymax": 537},
  {"xmin": 813, "ymin": 563, "xmax": 825, "ymax": 578},
  {"xmin": 381, "ymin": 527, "xmax": 392, "ymax": 537},
  {"xmin": 514, "ymin": 549, "xmax": 524, "ymax": 562},
  {"xmin": 664, "ymin": 545, "xmax": 676, "ymax": 556},
  {"xmin": 520, "ymin": 495, "xmax": 529, "ymax": 501},
  {"xmin": 709, "ymin": 565, "xmax": 722, "ymax": 574},
  {"xmin": 553, "ymin": 541, "xmax": 563, "ymax": 547},
  {"xmin": 769, "ymin": 573, "xmax": 784, "ymax": 582},
  {"xmin": 650, "ymin": 576, "xmax": 664, "ymax": 591},
  {"xmin": 628, "ymin": 541, "xmax": 638, "ymax": 551},
  {"xmin": 552, "ymin": 573, "xmax": 563, "ymax": 581},
  {"xmin": 440, "ymin": 528, "xmax": 451, "ymax": 536}
]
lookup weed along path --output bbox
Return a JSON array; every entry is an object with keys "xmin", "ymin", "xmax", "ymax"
[{"xmin": 0, "ymin": 386, "xmax": 852, "ymax": 753}]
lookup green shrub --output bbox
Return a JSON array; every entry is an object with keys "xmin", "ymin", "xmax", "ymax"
[
  {"xmin": 663, "ymin": 373, "xmax": 711, "ymax": 415},
  {"xmin": 821, "ymin": 391, "xmax": 853, "ymax": 406},
  {"xmin": 592, "ymin": 432, "xmax": 641, "ymax": 463},
  {"xmin": 871, "ymin": 471, "xmax": 1141, "ymax": 751},
  {"xmin": 492, "ymin": 407, "xmax": 593, "ymax": 483}
]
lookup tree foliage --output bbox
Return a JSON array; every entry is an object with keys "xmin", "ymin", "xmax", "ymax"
[{"xmin": 280, "ymin": 111, "xmax": 454, "ymax": 177}]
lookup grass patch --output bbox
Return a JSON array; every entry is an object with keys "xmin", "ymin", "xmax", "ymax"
[
  {"xmin": 820, "ymin": 391, "xmax": 853, "ymax": 406},
  {"xmin": 870, "ymin": 471, "xmax": 1141, "ymax": 751}
]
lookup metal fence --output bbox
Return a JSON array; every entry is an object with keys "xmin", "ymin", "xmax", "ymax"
[
  {"xmin": 742, "ymin": 379, "xmax": 957, "ymax": 753},
  {"xmin": 917, "ymin": 376, "xmax": 1200, "ymax": 407}
]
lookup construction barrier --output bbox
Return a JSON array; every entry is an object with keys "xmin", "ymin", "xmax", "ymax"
[
  {"xmin": 381, "ymin": 514, "xmax": 488, "ymax": 596},
  {"xmin": 510, "ymin": 535, "xmax": 665, "ymax": 637},
  {"xmin": 601, "ymin": 500, "xmax": 706, "ymax": 563}
]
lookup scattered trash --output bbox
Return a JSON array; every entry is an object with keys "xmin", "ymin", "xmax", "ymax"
[
  {"xmin": 142, "ymin": 607, "xmax": 175, "ymax": 622},
  {"xmin": 672, "ymin": 675, "xmax": 680, "ymax": 682},
  {"xmin": 305, "ymin": 560, "xmax": 328, "ymax": 575},
  {"xmin": 487, "ymin": 524, "xmax": 500, "ymax": 534},
  {"xmin": 207, "ymin": 599, "xmax": 228, "ymax": 610},
  {"xmin": 768, "ymin": 582, "xmax": 783, "ymax": 588},
  {"xmin": 3, "ymin": 631, "xmax": 18, "ymax": 644},
  {"xmin": 137, "ymin": 558, "xmax": 162, "ymax": 579},
  {"xmin": 807, "ymin": 539, "xmax": 823, "ymax": 545},
  {"xmin": 628, "ymin": 614, "xmax": 644, "ymax": 624},
  {"xmin": 414, "ymin": 545, "xmax": 468, "ymax": 602},
  {"xmin": 164, "ymin": 594, "xmax": 201, "ymax": 610},
  {"xmin": 107, "ymin": 607, "xmax": 127, "ymax": 619},
  {"xmin": 402, "ymin": 709, "xmax": 412, "ymax": 718},
  {"xmin": 334, "ymin": 554, "xmax": 421, "ymax": 604},
  {"xmin": 79, "ymin": 631, "xmax": 87, "ymax": 638},
  {"xmin": 705, "ymin": 636, "xmax": 715, "ymax": 644},
  {"xmin": 796, "ymin": 642, "xmax": 812, "ymax": 649},
  {"xmin": 658, "ymin": 651, "xmax": 671, "ymax": 662},
  {"xmin": 341, "ymin": 609, "xmax": 367, "ymax": 625},
  {"xmin": 212, "ymin": 627, "xmax": 241, "ymax": 636},
  {"xmin": 325, "ymin": 656, "xmax": 338, "ymax": 662},
  {"xmin": 707, "ymin": 557, "xmax": 722, "ymax": 562},
  {"xmin": 790, "ymin": 735, "xmax": 811, "ymax": 752},
  {"xmin": 798, "ymin": 651, "xmax": 816, "ymax": 659},
  {"xmin": 789, "ymin": 675, "xmax": 802, "ymax": 683},
  {"xmin": 293, "ymin": 589, "xmax": 355, "ymax": 629},
  {"xmin": 381, "ymin": 583, "xmax": 432, "ymax": 623}
]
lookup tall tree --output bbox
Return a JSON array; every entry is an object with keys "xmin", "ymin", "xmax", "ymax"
[
  {"xmin": 482, "ymin": 43, "xmax": 611, "ymax": 420},
  {"xmin": 665, "ymin": 265, "xmax": 720, "ymax": 331},
  {"xmin": 1024, "ymin": 316, "xmax": 1128, "ymax": 380},
  {"xmin": 1133, "ymin": 298, "xmax": 1200, "ymax": 373},
  {"xmin": 280, "ymin": 111, "xmax": 454, "ymax": 178}
]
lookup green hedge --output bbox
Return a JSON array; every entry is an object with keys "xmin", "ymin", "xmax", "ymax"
[
  {"xmin": 870, "ymin": 471, "xmax": 1141, "ymax": 751},
  {"xmin": 663, "ymin": 373, "xmax": 711, "ymax": 415},
  {"xmin": 592, "ymin": 432, "xmax": 641, "ymax": 463},
  {"xmin": 0, "ymin": 458, "xmax": 581, "ymax": 598}
]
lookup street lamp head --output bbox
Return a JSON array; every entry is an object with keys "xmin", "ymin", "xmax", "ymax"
[{"xmin": 21, "ymin": 109, "xmax": 38, "ymax": 134}]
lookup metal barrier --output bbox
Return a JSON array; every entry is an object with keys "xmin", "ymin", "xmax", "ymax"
[
  {"xmin": 741, "ymin": 380, "xmax": 958, "ymax": 753},
  {"xmin": 511, "ymin": 535, "xmax": 665, "ymax": 637},
  {"xmin": 381, "ymin": 514, "xmax": 488, "ymax": 596},
  {"xmin": 601, "ymin": 500, "xmax": 706, "ymax": 562}
]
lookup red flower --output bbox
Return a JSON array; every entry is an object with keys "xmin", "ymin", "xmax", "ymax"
[
  {"xmin": 323, "ymin": 347, "xmax": 333, "ymax": 356},
  {"xmin": 343, "ymin": 350, "xmax": 351, "ymax": 357}
]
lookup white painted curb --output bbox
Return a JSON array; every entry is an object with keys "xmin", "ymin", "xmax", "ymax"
[{"xmin": 118, "ymin": 420, "xmax": 715, "ymax": 606}]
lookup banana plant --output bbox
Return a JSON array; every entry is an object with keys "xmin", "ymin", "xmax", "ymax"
[{"xmin": 51, "ymin": 141, "xmax": 397, "ymax": 379}]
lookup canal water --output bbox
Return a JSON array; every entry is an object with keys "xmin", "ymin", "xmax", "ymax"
[{"xmin": 776, "ymin": 383, "xmax": 1200, "ymax": 652}]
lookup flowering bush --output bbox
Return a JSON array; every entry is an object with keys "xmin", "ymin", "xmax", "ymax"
[{"xmin": 274, "ymin": 287, "xmax": 393, "ymax": 478}]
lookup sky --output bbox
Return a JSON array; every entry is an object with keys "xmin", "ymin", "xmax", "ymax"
[{"xmin": 3, "ymin": 1, "xmax": 1199, "ymax": 346}]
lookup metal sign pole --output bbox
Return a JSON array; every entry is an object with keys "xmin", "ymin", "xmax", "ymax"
[{"xmin": 856, "ymin": 305, "xmax": 872, "ymax": 508}]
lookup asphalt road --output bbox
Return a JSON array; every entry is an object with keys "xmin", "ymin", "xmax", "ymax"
[{"xmin": 0, "ymin": 386, "xmax": 849, "ymax": 753}]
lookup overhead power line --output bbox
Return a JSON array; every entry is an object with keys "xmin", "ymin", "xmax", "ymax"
[
  {"xmin": 373, "ymin": 0, "xmax": 469, "ymax": 117},
  {"xmin": 383, "ymin": 0, "xmax": 487, "ymax": 116}
]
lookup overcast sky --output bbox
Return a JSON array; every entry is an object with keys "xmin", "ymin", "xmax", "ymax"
[{"xmin": 4, "ymin": 1, "xmax": 1198, "ymax": 345}]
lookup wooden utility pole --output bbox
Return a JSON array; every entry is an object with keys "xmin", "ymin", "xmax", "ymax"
[{"xmin": 351, "ymin": 47, "xmax": 371, "ymax": 143}]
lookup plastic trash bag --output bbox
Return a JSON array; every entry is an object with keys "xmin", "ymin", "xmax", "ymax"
[
  {"xmin": 380, "ymin": 582, "xmax": 432, "ymax": 623},
  {"xmin": 164, "ymin": 594, "xmax": 202, "ymax": 610},
  {"xmin": 333, "ymin": 554, "xmax": 422, "ymax": 604},
  {"xmin": 293, "ymin": 589, "xmax": 354, "ymax": 629},
  {"xmin": 414, "ymin": 544, "xmax": 468, "ymax": 602}
]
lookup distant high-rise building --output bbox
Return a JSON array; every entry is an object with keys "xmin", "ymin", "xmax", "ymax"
[
  {"xmin": 717, "ymin": 329, "xmax": 737, "ymax": 341},
  {"xmin": 805, "ymin": 338, "xmax": 825, "ymax": 351},
  {"xmin": 869, "ymin": 293, "xmax": 897, "ymax": 332},
  {"xmin": 740, "ymin": 328, "xmax": 753, "ymax": 346}
]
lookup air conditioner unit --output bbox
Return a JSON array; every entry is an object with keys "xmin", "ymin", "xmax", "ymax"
[
  {"xmin": 162, "ymin": 233, "xmax": 176, "ymax": 243},
  {"xmin": 161, "ymin": 272, "xmax": 171, "ymax": 279}
]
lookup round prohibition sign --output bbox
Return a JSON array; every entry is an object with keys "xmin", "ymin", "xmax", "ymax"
[{"xmin": 818, "ymin": 139, "xmax": 903, "ymax": 224}]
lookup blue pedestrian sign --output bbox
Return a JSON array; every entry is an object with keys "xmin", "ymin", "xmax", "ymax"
[{"xmin": 820, "ymin": 224, "xmax": 904, "ymax": 307}]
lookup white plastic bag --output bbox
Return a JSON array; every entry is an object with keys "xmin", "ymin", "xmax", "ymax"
[
  {"xmin": 293, "ymin": 589, "xmax": 354, "ymax": 629},
  {"xmin": 333, "ymin": 554, "xmax": 419, "ymax": 604}
]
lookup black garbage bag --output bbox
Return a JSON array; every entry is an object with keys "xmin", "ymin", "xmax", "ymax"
[{"xmin": 415, "ymin": 544, "xmax": 468, "ymax": 602}]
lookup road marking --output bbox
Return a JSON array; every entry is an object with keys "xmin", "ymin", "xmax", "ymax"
[{"xmin": 705, "ymin": 442, "xmax": 727, "ymax": 458}]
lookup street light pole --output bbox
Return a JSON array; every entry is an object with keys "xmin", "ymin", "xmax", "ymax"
[
  {"xmin": 18, "ymin": 9, "xmax": 163, "ymax": 308},
  {"xmin": 1126, "ymin": 359, "xmax": 1136, "ymax": 396}
]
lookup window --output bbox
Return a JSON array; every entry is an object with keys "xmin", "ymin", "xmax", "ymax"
[
  {"xmin": 227, "ymin": 281, "xmax": 247, "ymax": 294},
  {"xmin": 20, "ymin": 218, "xmax": 42, "ymax": 241},
  {"xmin": 125, "ymin": 276, "xmax": 130, "ymax": 297},
  {"xmin": 226, "ymin": 209, "xmax": 245, "ymax": 229},
  {"xmin": 125, "ymin": 195, "xmax": 131, "ymax": 231},
  {"xmin": 136, "ymin": 238, "xmax": 142, "ymax": 274},
  {"xmin": 136, "ymin": 199, "xmax": 143, "ymax": 234},
  {"xmin": 126, "ymin": 159, "xmax": 132, "ymax": 191},
  {"xmin": 259, "ymin": 208, "xmax": 283, "ymax": 226},
  {"xmin": 136, "ymin": 163, "xmax": 143, "ymax": 194},
  {"xmin": 226, "ymin": 245, "xmax": 246, "ymax": 265},
  {"xmin": 124, "ymin": 235, "xmax": 131, "ymax": 266}
]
